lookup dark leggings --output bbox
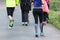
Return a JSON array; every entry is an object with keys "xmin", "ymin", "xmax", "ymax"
[
  {"xmin": 33, "ymin": 8, "xmax": 44, "ymax": 33},
  {"xmin": 7, "ymin": 7, "xmax": 15, "ymax": 17},
  {"xmin": 33, "ymin": 8, "xmax": 43, "ymax": 24}
]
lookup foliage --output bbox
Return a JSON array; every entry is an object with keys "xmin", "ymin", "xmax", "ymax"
[{"xmin": 50, "ymin": 0, "xmax": 60, "ymax": 11}]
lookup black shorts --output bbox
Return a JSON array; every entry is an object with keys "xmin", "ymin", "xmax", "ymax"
[
  {"xmin": 43, "ymin": 12, "xmax": 48, "ymax": 21},
  {"xmin": 7, "ymin": 7, "xmax": 15, "ymax": 16}
]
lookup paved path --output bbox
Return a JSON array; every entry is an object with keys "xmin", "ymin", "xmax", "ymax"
[{"xmin": 0, "ymin": 3, "xmax": 60, "ymax": 40}]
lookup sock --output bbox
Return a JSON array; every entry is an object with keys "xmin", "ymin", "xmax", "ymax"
[
  {"xmin": 40, "ymin": 23, "xmax": 43, "ymax": 33},
  {"xmin": 35, "ymin": 24, "xmax": 38, "ymax": 35}
]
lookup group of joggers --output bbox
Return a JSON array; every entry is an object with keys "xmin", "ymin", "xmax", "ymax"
[{"xmin": 6, "ymin": 0, "xmax": 49, "ymax": 37}]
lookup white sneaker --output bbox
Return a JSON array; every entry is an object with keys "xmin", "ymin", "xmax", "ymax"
[
  {"xmin": 25, "ymin": 22, "xmax": 28, "ymax": 24},
  {"xmin": 8, "ymin": 26, "xmax": 12, "ymax": 29},
  {"xmin": 25, "ymin": 22, "xmax": 28, "ymax": 26},
  {"xmin": 40, "ymin": 32, "xmax": 44, "ymax": 36},
  {"xmin": 22, "ymin": 22, "xmax": 25, "ymax": 25}
]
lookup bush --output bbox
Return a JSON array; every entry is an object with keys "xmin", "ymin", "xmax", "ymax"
[
  {"xmin": 49, "ymin": 10, "xmax": 60, "ymax": 30},
  {"xmin": 50, "ymin": 0, "xmax": 60, "ymax": 11}
]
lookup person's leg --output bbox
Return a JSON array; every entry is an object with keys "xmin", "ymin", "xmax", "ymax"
[
  {"xmin": 38, "ymin": 9, "xmax": 44, "ymax": 36},
  {"xmin": 7, "ymin": 7, "xmax": 15, "ymax": 27},
  {"xmin": 21, "ymin": 10, "xmax": 25, "ymax": 25},
  {"xmin": 46, "ymin": 13, "xmax": 49, "ymax": 23},
  {"xmin": 21, "ymin": 10, "xmax": 29, "ymax": 26},
  {"xmin": 24, "ymin": 11, "xmax": 29, "ymax": 26},
  {"xmin": 43, "ymin": 12, "xmax": 46, "ymax": 21},
  {"xmin": 7, "ymin": 7, "xmax": 14, "ymax": 20},
  {"xmin": 27, "ymin": 11, "xmax": 29, "ymax": 24},
  {"xmin": 33, "ymin": 9, "xmax": 38, "ymax": 37},
  {"xmin": 43, "ymin": 12, "xmax": 47, "ymax": 25}
]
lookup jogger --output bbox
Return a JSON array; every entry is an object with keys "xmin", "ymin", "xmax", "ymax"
[
  {"xmin": 6, "ymin": 0, "xmax": 19, "ymax": 28},
  {"xmin": 42, "ymin": 0, "xmax": 49, "ymax": 25},
  {"xmin": 33, "ymin": 0, "xmax": 44, "ymax": 37},
  {"xmin": 33, "ymin": 8, "xmax": 44, "ymax": 37},
  {"xmin": 7, "ymin": 7, "xmax": 15, "ymax": 28},
  {"xmin": 20, "ymin": 0, "xmax": 31, "ymax": 26}
]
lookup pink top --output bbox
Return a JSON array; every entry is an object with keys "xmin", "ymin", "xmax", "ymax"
[
  {"xmin": 42, "ymin": 0, "xmax": 49, "ymax": 13},
  {"xmin": 45, "ymin": 0, "xmax": 50, "ymax": 4}
]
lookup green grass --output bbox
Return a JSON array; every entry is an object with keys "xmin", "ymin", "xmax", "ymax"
[
  {"xmin": 49, "ymin": 10, "xmax": 60, "ymax": 30},
  {"xmin": 49, "ymin": 0, "xmax": 60, "ymax": 30},
  {"xmin": 50, "ymin": 0, "xmax": 60, "ymax": 11}
]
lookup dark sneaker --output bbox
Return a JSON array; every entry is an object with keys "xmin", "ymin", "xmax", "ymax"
[
  {"xmin": 25, "ymin": 24, "xmax": 28, "ymax": 26},
  {"xmin": 35, "ymin": 35, "xmax": 38, "ymax": 37},
  {"xmin": 25, "ymin": 22, "xmax": 28, "ymax": 26},
  {"xmin": 22, "ymin": 22, "xmax": 25, "ymax": 26}
]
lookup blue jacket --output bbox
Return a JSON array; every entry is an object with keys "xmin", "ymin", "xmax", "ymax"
[{"xmin": 34, "ymin": 0, "xmax": 42, "ymax": 8}]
